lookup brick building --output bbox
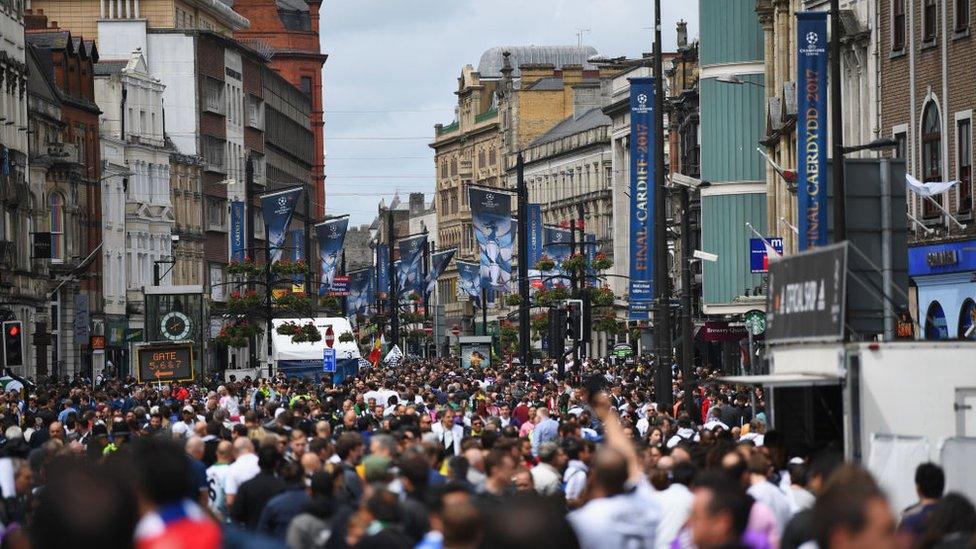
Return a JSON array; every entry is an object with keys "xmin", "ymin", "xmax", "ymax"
[
  {"xmin": 232, "ymin": 0, "xmax": 326, "ymax": 217},
  {"xmin": 880, "ymin": 0, "xmax": 976, "ymax": 339}
]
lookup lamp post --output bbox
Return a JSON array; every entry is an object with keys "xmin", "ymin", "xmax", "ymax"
[{"xmin": 653, "ymin": 0, "xmax": 673, "ymax": 411}]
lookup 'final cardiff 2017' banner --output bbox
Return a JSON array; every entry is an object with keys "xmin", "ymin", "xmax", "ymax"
[
  {"xmin": 526, "ymin": 203, "xmax": 544, "ymax": 270},
  {"xmin": 426, "ymin": 248, "xmax": 456, "ymax": 296},
  {"xmin": 628, "ymin": 77, "xmax": 654, "ymax": 302},
  {"xmin": 229, "ymin": 201, "xmax": 246, "ymax": 262},
  {"xmin": 398, "ymin": 234, "xmax": 427, "ymax": 300},
  {"xmin": 315, "ymin": 217, "xmax": 349, "ymax": 295},
  {"xmin": 796, "ymin": 11, "xmax": 828, "ymax": 250},
  {"xmin": 469, "ymin": 188, "xmax": 513, "ymax": 292},
  {"xmin": 376, "ymin": 244, "xmax": 390, "ymax": 299},
  {"xmin": 260, "ymin": 186, "xmax": 303, "ymax": 263}
]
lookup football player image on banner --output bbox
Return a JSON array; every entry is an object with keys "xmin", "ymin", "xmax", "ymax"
[
  {"xmin": 469, "ymin": 188, "xmax": 513, "ymax": 292},
  {"xmin": 397, "ymin": 234, "xmax": 428, "ymax": 300},
  {"xmin": 544, "ymin": 226, "xmax": 573, "ymax": 288},
  {"xmin": 315, "ymin": 217, "xmax": 349, "ymax": 295},
  {"xmin": 425, "ymin": 249, "xmax": 456, "ymax": 296},
  {"xmin": 346, "ymin": 268, "xmax": 374, "ymax": 318},
  {"xmin": 260, "ymin": 186, "xmax": 303, "ymax": 263},
  {"xmin": 457, "ymin": 261, "xmax": 482, "ymax": 308}
]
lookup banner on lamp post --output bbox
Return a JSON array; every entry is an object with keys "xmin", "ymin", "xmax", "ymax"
[
  {"xmin": 425, "ymin": 248, "xmax": 456, "ymax": 296},
  {"xmin": 260, "ymin": 186, "xmax": 303, "ymax": 263},
  {"xmin": 544, "ymin": 226, "xmax": 572, "ymax": 288},
  {"xmin": 796, "ymin": 11, "xmax": 829, "ymax": 250},
  {"xmin": 315, "ymin": 217, "xmax": 349, "ymax": 295},
  {"xmin": 376, "ymin": 244, "xmax": 390, "ymax": 299},
  {"xmin": 289, "ymin": 229, "xmax": 305, "ymax": 292},
  {"xmin": 346, "ymin": 268, "xmax": 374, "ymax": 319},
  {"xmin": 527, "ymin": 203, "xmax": 544, "ymax": 270},
  {"xmin": 397, "ymin": 234, "xmax": 427, "ymax": 302},
  {"xmin": 628, "ymin": 77, "xmax": 655, "ymax": 302},
  {"xmin": 457, "ymin": 261, "xmax": 482, "ymax": 308},
  {"xmin": 229, "ymin": 201, "xmax": 246, "ymax": 262},
  {"xmin": 469, "ymin": 188, "xmax": 513, "ymax": 292}
]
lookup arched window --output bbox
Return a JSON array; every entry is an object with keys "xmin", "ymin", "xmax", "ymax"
[
  {"xmin": 922, "ymin": 102, "xmax": 943, "ymax": 218},
  {"xmin": 925, "ymin": 300, "xmax": 949, "ymax": 340},
  {"xmin": 50, "ymin": 193, "xmax": 64, "ymax": 263},
  {"xmin": 960, "ymin": 299, "xmax": 976, "ymax": 340}
]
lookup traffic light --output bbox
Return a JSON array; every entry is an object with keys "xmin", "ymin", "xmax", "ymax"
[
  {"xmin": 547, "ymin": 308, "xmax": 566, "ymax": 359},
  {"xmin": 565, "ymin": 299, "xmax": 583, "ymax": 340},
  {"xmin": 2, "ymin": 321, "xmax": 23, "ymax": 368}
]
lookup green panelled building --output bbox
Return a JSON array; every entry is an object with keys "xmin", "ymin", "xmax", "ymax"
[{"xmin": 699, "ymin": 0, "xmax": 768, "ymax": 315}]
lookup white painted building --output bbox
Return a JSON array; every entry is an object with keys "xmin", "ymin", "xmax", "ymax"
[{"xmin": 95, "ymin": 49, "xmax": 174, "ymax": 332}]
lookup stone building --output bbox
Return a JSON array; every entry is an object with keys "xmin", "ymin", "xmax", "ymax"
[
  {"xmin": 879, "ymin": 0, "xmax": 976, "ymax": 339},
  {"xmin": 170, "ymin": 152, "xmax": 204, "ymax": 287}
]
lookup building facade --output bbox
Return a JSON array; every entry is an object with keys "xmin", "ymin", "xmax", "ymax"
[
  {"xmin": 880, "ymin": 0, "xmax": 976, "ymax": 339},
  {"xmin": 170, "ymin": 152, "xmax": 204, "ymax": 286}
]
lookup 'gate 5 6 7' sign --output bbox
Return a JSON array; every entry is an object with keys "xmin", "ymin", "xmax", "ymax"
[
  {"xmin": 136, "ymin": 343, "xmax": 195, "ymax": 383},
  {"xmin": 766, "ymin": 242, "xmax": 847, "ymax": 343}
]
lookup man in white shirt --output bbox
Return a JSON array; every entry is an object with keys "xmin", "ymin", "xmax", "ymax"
[
  {"xmin": 224, "ymin": 437, "xmax": 260, "ymax": 508},
  {"xmin": 651, "ymin": 460, "xmax": 696, "ymax": 549},
  {"xmin": 530, "ymin": 442, "xmax": 567, "ymax": 497},
  {"xmin": 430, "ymin": 409, "xmax": 464, "ymax": 456},
  {"xmin": 562, "ymin": 437, "xmax": 593, "ymax": 509},
  {"xmin": 569, "ymin": 391, "xmax": 661, "ymax": 549},
  {"xmin": 206, "ymin": 440, "xmax": 234, "ymax": 521}
]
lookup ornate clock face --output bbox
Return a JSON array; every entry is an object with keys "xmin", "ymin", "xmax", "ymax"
[{"xmin": 161, "ymin": 311, "xmax": 192, "ymax": 341}]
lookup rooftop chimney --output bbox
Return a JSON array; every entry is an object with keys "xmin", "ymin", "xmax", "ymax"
[{"xmin": 677, "ymin": 20, "xmax": 688, "ymax": 48}]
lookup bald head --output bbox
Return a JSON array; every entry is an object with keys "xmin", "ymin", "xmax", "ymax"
[
  {"xmin": 216, "ymin": 440, "xmax": 233, "ymax": 463},
  {"xmin": 591, "ymin": 447, "xmax": 629, "ymax": 498},
  {"xmin": 300, "ymin": 452, "xmax": 322, "ymax": 476},
  {"xmin": 233, "ymin": 437, "xmax": 255, "ymax": 457},
  {"xmin": 185, "ymin": 436, "xmax": 205, "ymax": 460}
]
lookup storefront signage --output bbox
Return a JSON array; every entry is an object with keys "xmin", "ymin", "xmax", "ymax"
[
  {"xmin": 136, "ymin": 343, "xmax": 194, "ymax": 383},
  {"xmin": 698, "ymin": 321, "xmax": 749, "ymax": 342},
  {"xmin": 926, "ymin": 250, "xmax": 959, "ymax": 267},
  {"xmin": 909, "ymin": 240, "xmax": 976, "ymax": 276}
]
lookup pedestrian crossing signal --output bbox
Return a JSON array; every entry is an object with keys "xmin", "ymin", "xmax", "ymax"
[{"xmin": 2, "ymin": 321, "xmax": 24, "ymax": 368}]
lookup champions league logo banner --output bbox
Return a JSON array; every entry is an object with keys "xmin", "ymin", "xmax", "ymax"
[
  {"xmin": 628, "ymin": 77, "xmax": 654, "ymax": 302},
  {"xmin": 260, "ymin": 187, "xmax": 303, "ymax": 263},
  {"xmin": 346, "ymin": 268, "xmax": 373, "ymax": 319},
  {"xmin": 426, "ymin": 248, "xmax": 456, "ymax": 296},
  {"xmin": 229, "ymin": 201, "xmax": 246, "ymax": 262},
  {"xmin": 457, "ymin": 261, "xmax": 482, "ymax": 308},
  {"xmin": 376, "ymin": 244, "xmax": 390, "ymax": 299},
  {"xmin": 397, "ymin": 234, "xmax": 428, "ymax": 300},
  {"xmin": 796, "ymin": 12, "xmax": 828, "ymax": 250},
  {"xmin": 315, "ymin": 217, "xmax": 349, "ymax": 296},
  {"xmin": 544, "ymin": 226, "xmax": 572, "ymax": 288},
  {"xmin": 469, "ymin": 188, "xmax": 513, "ymax": 292}
]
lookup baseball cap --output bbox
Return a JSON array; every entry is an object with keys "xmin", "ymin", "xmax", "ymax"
[{"xmin": 182, "ymin": 405, "xmax": 195, "ymax": 413}]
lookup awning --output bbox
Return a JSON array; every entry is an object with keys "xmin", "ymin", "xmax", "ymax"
[{"xmin": 719, "ymin": 372, "xmax": 843, "ymax": 387}]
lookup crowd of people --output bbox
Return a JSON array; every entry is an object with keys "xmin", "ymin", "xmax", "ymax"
[{"xmin": 0, "ymin": 356, "xmax": 971, "ymax": 549}]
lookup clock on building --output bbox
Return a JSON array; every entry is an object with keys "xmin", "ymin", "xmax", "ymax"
[{"xmin": 160, "ymin": 311, "xmax": 192, "ymax": 341}]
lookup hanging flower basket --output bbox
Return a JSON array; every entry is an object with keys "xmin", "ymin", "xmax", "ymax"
[
  {"xmin": 535, "ymin": 255, "xmax": 556, "ymax": 271},
  {"xmin": 228, "ymin": 290, "xmax": 262, "ymax": 314},
  {"xmin": 338, "ymin": 331, "xmax": 356, "ymax": 343},
  {"xmin": 228, "ymin": 258, "xmax": 262, "ymax": 278},
  {"xmin": 592, "ymin": 252, "xmax": 613, "ymax": 271},
  {"xmin": 530, "ymin": 313, "xmax": 549, "ymax": 335},
  {"xmin": 274, "ymin": 291, "xmax": 312, "ymax": 312},
  {"xmin": 291, "ymin": 322, "xmax": 322, "ymax": 343},
  {"xmin": 320, "ymin": 295, "xmax": 341, "ymax": 311},
  {"xmin": 406, "ymin": 329, "xmax": 427, "ymax": 340},
  {"xmin": 407, "ymin": 292, "xmax": 422, "ymax": 302},
  {"xmin": 276, "ymin": 321, "xmax": 300, "ymax": 336},
  {"xmin": 271, "ymin": 259, "xmax": 310, "ymax": 277},
  {"xmin": 506, "ymin": 293, "xmax": 523, "ymax": 306},
  {"xmin": 590, "ymin": 286, "xmax": 615, "ymax": 307},
  {"xmin": 594, "ymin": 313, "xmax": 623, "ymax": 334},
  {"xmin": 562, "ymin": 253, "xmax": 587, "ymax": 273},
  {"xmin": 400, "ymin": 311, "xmax": 425, "ymax": 324},
  {"xmin": 216, "ymin": 321, "xmax": 261, "ymax": 348}
]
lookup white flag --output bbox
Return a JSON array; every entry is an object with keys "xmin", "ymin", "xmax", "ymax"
[
  {"xmin": 384, "ymin": 345, "xmax": 403, "ymax": 364},
  {"xmin": 906, "ymin": 174, "xmax": 957, "ymax": 197}
]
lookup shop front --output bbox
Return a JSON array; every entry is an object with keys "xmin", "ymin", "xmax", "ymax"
[{"xmin": 909, "ymin": 240, "xmax": 976, "ymax": 340}]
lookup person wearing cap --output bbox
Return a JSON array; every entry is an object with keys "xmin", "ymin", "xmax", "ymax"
[{"xmin": 172, "ymin": 405, "xmax": 198, "ymax": 439}]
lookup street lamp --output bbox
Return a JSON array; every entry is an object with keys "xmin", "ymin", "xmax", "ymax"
[
  {"xmin": 716, "ymin": 74, "xmax": 766, "ymax": 89},
  {"xmin": 840, "ymin": 137, "xmax": 899, "ymax": 155}
]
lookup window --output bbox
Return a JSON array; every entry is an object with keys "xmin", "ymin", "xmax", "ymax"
[
  {"xmin": 957, "ymin": 0, "xmax": 970, "ymax": 32},
  {"xmin": 247, "ymin": 95, "xmax": 264, "ymax": 130},
  {"xmin": 300, "ymin": 76, "xmax": 312, "ymax": 96},
  {"xmin": 50, "ymin": 193, "xmax": 64, "ymax": 263},
  {"xmin": 202, "ymin": 136, "xmax": 225, "ymax": 173},
  {"xmin": 478, "ymin": 149, "xmax": 486, "ymax": 168},
  {"xmin": 440, "ymin": 160, "xmax": 448, "ymax": 179},
  {"xmin": 210, "ymin": 264, "xmax": 226, "ymax": 301},
  {"xmin": 894, "ymin": 130, "xmax": 908, "ymax": 159},
  {"xmin": 924, "ymin": 0, "xmax": 938, "ymax": 43},
  {"xmin": 450, "ymin": 158, "xmax": 458, "ymax": 176},
  {"xmin": 206, "ymin": 198, "xmax": 226, "ymax": 231},
  {"xmin": 203, "ymin": 77, "xmax": 224, "ymax": 114},
  {"xmin": 922, "ymin": 102, "xmax": 943, "ymax": 218},
  {"xmin": 489, "ymin": 147, "xmax": 496, "ymax": 166},
  {"xmin": 958, "ymin": 117, "xmax": 972, "ymax": 213}
]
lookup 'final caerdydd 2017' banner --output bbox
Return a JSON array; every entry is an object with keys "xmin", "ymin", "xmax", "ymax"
[
  {"xmin": 315, "ymin": 217, "xmax": 349, "ymax": 295},
  {"xmin": 527, "ymin": 203, "xmax": 544, "ymax": 269},
  {"xmin": 260, "ymin": 187, "xmax": 303, "ymax": 263},
  {"xmin": 229, "ymin": 201, "xmax": 246, "ymax": 262},
  {"xmin": 289, "ymin": 228, "xmax": 305, "ymax": 291},
  {"xmin": 796, "ymin": 11, "xmax": 828, "ymax": 250},
  {"xmin": 457, "ymin": 261, "xmax": 482, "ymax": 308},
  {"xmin": 629, "ymin": 77, "xmax": 654, "ymax": 302},
  {"xmin": 426, "ymin": 248, "xmax": 456, "ymax": 296},
  {"xmin": 376, "ymin": 244, "xmax": 390, "ymax": 299},
  {"xmin": 346, "ymin": 268, "xmax": 374, "ymax": 319},
  {"xmin": 398, "ymin": 234, "xmax": 427, "ymax": 300},
  {"xmin": 469, "ymin": 188, "xmax": 513, "ymax": 292}
]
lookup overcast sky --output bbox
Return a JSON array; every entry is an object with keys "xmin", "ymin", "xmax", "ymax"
[{"xmin": 320, "ymin": 0, "xmax": 699, "ymax": 225}]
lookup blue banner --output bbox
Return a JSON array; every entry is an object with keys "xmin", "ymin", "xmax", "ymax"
[
  {"xmin": 629, "ymin": 77, "xmax": 654, "ymax": 302},
  {"xmin": 544, "ymin": 226, "xmax": 572, "ymax": 288},
  {"xmin": 585, "ymin": 233, "xmax": 597, "ymax": 285},
  {"xmin": 376, "ymin": 244, "xmax": 390, "ymax": 299},
  {"xmin": 527, "ymin": 203, "xmax": 544, "ymax": 269},
  {"xmin": 797, "ymin": 12, "xmax": 828, "ymax": 249},
  {"xmin": 750, "ymin": 237, "xmax": 784, "ymax": 274},
  {"xmin": 289, "ymin": 228, "xmax": 305, "ymax": 291},
  {"xmin": 229, "ymin": 201, "xmax": 246, "ymax": 262},
  {"xmin": 457, "ymin": 261, "xmax": 482, "ymax": 308},
  {"xmin": 315, "ymin": 217, "xmax": 349, "ymax": 296},
  {"xmin": 346, "ymin": 268, "xmax": 373, "ymax": 318},
  {"xmin": 426, "ymin": 248, "xmax": 456, "ymax": 296},
  {"xmin": 397, "ymin": 234, "xmax": 427, "ymax": 301},
  {"xmin": 469, "ymin": 188, "xmax": 513, "ymax": 292},
  {"xmin": 260, "ymin": 187, "xmax": 303, "ymax": 263}
]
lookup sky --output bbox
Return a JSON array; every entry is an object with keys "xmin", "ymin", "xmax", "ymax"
[{"xmin": 319, "ymin": 0, "xmax": 699, "ymax": 225}]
